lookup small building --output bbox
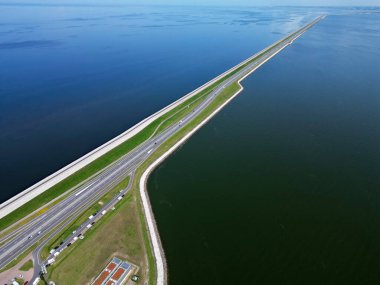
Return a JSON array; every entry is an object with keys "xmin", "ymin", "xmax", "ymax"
[{"xmin": 91, "ymin": 258, "xmax": 133, "ymax": 285}]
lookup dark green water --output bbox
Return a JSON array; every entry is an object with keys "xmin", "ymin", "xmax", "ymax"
[{"xmin": 148, "ymin": 13, "xmax": 380, "ymax": 284}]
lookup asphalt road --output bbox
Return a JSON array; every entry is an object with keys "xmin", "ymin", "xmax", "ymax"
[{"xmin": 0, "ymin": 16, "xmax": 323, "ymax": 284}]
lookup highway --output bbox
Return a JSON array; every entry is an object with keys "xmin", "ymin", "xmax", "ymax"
[
  {"xmin": 31, "ymin": 172, "xmax": 135, "ymax": 282},
  {"xmin": 0, "ymin": 16, "xmax": 323, "ymax": 284}
]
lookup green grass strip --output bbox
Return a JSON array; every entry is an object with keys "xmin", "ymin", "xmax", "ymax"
[{"xmin": 19, "ymin": 259, "xmax": 33, "ymax": 271}]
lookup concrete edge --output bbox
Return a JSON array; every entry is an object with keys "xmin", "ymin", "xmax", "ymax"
[{"xmin": 138, "ymin": 83, "xmax": 245, "ymax": 285}]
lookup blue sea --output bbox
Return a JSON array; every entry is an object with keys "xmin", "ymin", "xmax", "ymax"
[{"xmin": 0, "ymin": 4, "xmax": 319, "ymax": 201}]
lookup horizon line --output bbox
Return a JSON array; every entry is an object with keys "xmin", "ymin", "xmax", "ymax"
[{"xmin": 1, "ymin": 2, "xmax": 379, "ymax": 8}]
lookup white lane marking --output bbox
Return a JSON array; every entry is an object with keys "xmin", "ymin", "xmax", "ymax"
[{"xmin": 75, "ymin": 183, "xmax": 94, "ymax": 197}]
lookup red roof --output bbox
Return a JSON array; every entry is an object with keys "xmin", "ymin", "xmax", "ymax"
[
  {"xmin": 111, "ymin": 268, "xmax": 125, "ymax": 281},
  {"xmin": 94, "ymin": 271, "xmax": 110, "ymax": 285},
  {"xmin": 106, "ymin": 262, "xmax": 117, "ymax": 272}
]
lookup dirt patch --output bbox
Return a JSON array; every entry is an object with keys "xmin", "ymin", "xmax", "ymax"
[{"xmin": 0, "ymin": 253, "xmax": 33, "ymax": 283}]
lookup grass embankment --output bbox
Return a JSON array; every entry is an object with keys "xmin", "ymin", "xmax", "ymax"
[
  {"xmin": 19, "ymin": 259, "xmax": 33, "ymax": 271},
  {"xmin": 46, "ymin": 83, "xmax": 241, "ymax": 285}
]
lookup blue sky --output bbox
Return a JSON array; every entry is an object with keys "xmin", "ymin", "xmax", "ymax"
[
  {"xmin": 134, "ymin": 0, "xmax": 379, "ymax": 5},
  {"xmin": 9, "ymin": 0, "xmax": 380, "ymax": 6}
]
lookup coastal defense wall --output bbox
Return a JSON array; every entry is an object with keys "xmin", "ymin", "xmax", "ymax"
[
  {"xmin": 0, "ymin": 37, "xmax": 286, "ymax": 220},
  {"xmin": 138, "ymin": 30, "xmax": 303, "ymax": 285},
  {"xmin": 1, "ymin": 14, "xmax": 325, "ymax": 219}
]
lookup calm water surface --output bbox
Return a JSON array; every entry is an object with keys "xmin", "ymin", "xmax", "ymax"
[
  {"xmin": 1, "ymin": 4, "xmax": 379, "ymax": 284},
  {"xmin": 148, "ymin": 11, "xmax": 380, "ymax": 285},
  {"xmin": 0, "ymin": 4, "xmax": 315, "ymax": 201}
]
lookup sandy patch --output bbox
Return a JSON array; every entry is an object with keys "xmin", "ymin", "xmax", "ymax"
[{"xmin": 0, "ymin": 253, "xmax": 33, "ymax": 284}]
